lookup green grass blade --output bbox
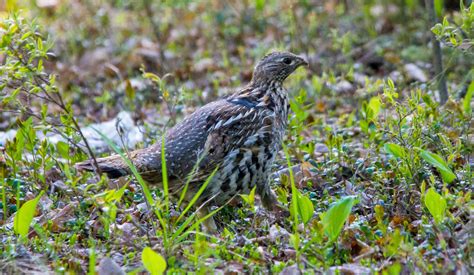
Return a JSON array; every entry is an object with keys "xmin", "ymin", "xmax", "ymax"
[
  {"xmin": 160, "ymin": 136, "xmax": 169, "ymax": 216},
  {"xmin": 175, "ymin": 166, "xmax": 219, "ymax": 224},
  {"xmin": 282, "ymin": 144, "xmax": 299, "ymax": 233},
  {"xmin": 14, "ymin": 190, "xmax": 44, "ymax": 237},
  {"xmin": 177, "ymin": 153, "xmax": 207, "ymax": 208},
  {"xmin": 92, "ymin": 128, "xmax": 169, "ymax": 244},
  {"xmin": 92, "ymin": 128, "xmax": 154, "ymax": 205},
  {"xmin": 173, "ymin": 205, "xmax": 224, "ymax": 244}
]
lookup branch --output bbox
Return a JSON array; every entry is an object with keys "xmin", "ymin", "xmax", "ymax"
[{"xmin": 425, "ymin": 0, "xmax": 448, "ymax": 104}]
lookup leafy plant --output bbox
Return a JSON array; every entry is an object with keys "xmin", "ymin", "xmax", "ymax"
[
  {"xmin": 283, "ymin": 144, "xmax": 302, "ymax": 261},
  {"xmin": 320, "ymin": 196, "xmax": 357, "ymax": 242},
  {"xmin": 93, "ymin": 181, "xmax": 129, "ymax": 238},
  {"xmin": 463, "ymin": 80, "xmax": 474, "ymax": 115},
  {"xmin": 142, "ymin": 247, "xmax": 167, "ymax": 275},
  {"xmin": 295, "ymin": 191, "xmax": 313, "ymax": 225},
  {"xmin": 384, "ymin": 143, "xmax": 407, "ymax": 159},
  {"xmin": 240, "ymin": 186, "xmax": 257, "ymax": 211},
  {"xmin": 13, "ymin": 191, "xmax": 44, "ymax": 238},
  {"xmin": 431, "ymin": 3, "xmax": 474, "ymax": 52},
  {"xmin": 0, "ymin": 14, "xmax": 99, "ymax": 170},
  {"xmin": 424, "ymin": 187, "xmax": 447, "ymax": 224},
  {"xmin": 418, "ymin": 149, "xmax": 456, "ymax": 183}
]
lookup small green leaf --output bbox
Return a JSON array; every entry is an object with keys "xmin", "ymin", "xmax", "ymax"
[
  {"xmin": 142, "ymin": 72, "xmax": 161, "ymax": 84},
  {"xmin": 442, "ymin": 16, "xmax": 449, "ymax": 27},
  {"xmin": 37, "ymin": 37, "xmax": 43, "ymax": 51},
  {"xmin": 289, "ymin": 233, "xmax": 300, "ymax": 249},
  {"xmin": 387, "ymin": 78, "xmax": 395, "ymax": 90},
  {"xmin": 384, "ymin": 228, "xmax": 402, "ymax": 257},
  {"xmin": 419, "ymin": 149, "xmax": 456, "ymax": 183},
  {"xmin": 240, "ymin": 186, "xmax": 256, "ymax": 209},
  {"xmin": 321, "ymin": 196, "xmax": 357, "ymax": 242},
  {"xmin": 20, "ymin": 31, "xmax": 31, "ymax": 41},
  {"xmin": 14, "ymin": 191, "xmax": 44, "ymax": 237},
  {"xmin": 37, "ymin": 59, "xmax": 43, "ymax": 72},
  {"xmin": 142, "ymin": 247, "xmax": 167, "ymax": 275},
  {"xmin": 2, "ymin": 87, "xmax": 21, "ymax": 104},
  {"xmin": 368, "ymin": 96, "xmax": 381, "ymax": 120},
  {"xmin": 56, "ymin": 141, "xmax": 70, "ymax": 159},
  {"xmin": 384, "ymin": 143, "xmax": 406, "ymax": 158},
  {"xmin": 359, "ymin": 120, "xmax": 368, "ymax": 133},
  {"xmin": 434, "ymin": 0, "xmax": 443, "ymax": 17},
  {"xmin": 463, "ymin": 81, "xmax": 473, "ymax": 115},
  {"xmin": 431, "ymin": 23, "xmax": 442, "ymax": 36},
  {"xmin": 255, "ymin": 0, "xmax": 265, "ymax": 12},
  {"xmin": 297, "ymin": 193, "xmax": 314, "ymax": 224},
  {"xmin": 386, "ymin": 262, "xmax": 402, "ymax": 275},
  {"xmin": 125, "ymin": 79, "xmax": 135, "ymax": 100},
  {"xmin": 424, "ymin": 187, "xmax": 447, "ymax": 224},
  {"xmin": 449, "ymin": 36, "xmax": 458, "ymax": 46}
]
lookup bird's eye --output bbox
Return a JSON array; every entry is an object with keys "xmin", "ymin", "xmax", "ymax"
[{"xmin": 282, "ymin": 57, "xmax": 293, "ymax": 65}]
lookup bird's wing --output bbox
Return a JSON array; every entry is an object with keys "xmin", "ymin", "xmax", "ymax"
[{"xmin": 194, "ymin": 98, "xmax": 274, "ymax": 180}]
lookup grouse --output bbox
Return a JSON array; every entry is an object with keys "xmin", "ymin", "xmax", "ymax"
[{"xmin": 76, "ymin": 51, "xmax": 307, "ymax": 230}]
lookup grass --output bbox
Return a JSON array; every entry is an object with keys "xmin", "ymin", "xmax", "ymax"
[{"xmin": 94, "ymin": 128, "xmax": 222, "ymax": 256}]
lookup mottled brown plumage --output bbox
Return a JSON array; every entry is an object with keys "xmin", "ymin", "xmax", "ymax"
[{"xmin": 76, "ymin": 52, "xmax": 307, "ymax": 227}]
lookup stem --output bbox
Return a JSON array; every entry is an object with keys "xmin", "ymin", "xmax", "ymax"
[
  {"xmin": 143, "ymin": 0, "xmax": 167, "ymax": 72},
  {"xmin": 425, "ymin": 0, "xmax": 448, "ymax": 104},
  {"xmin": 54, "ymin": 90, "xmax": 102, "ymax": 174}
]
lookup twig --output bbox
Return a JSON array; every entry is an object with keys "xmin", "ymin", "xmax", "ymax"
[
  {"xmin": 142, "ymin": 0, "xmax": 168, "ymax": 72},
  {"xmin": 425, "ymin": 0, "xmax": 448, "ymax": 104}
]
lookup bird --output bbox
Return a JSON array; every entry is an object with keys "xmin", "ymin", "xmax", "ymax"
[{"xmin": 76, "ymin": 51, "xmax": 308, "ymax": 230}]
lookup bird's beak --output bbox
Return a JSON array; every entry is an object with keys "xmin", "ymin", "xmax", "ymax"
[{"xmin": 298, "ymin": 56, "xmax": 308, "ymax": 67}]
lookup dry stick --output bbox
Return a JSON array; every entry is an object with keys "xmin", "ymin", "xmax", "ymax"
[
  {"xmin": 425, "ymin": 0, "xmax": 448, "ymax": 105},
  {"xmin": 143, "ymin": 0, "xmax": 168, "ymax": 72}
]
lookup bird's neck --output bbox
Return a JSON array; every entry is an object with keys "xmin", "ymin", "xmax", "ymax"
[
  {"xmin": 249, "ymin": 77, "xmax": 283, "ymax": 89},
  {"xmin": 232, "ymin": 80, "xmax": 288, "ymax": 113}
]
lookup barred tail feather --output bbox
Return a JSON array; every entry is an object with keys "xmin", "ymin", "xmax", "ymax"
[{"xmin": 75, "ymin": 155, "xmax": 130, "ymax": 178}]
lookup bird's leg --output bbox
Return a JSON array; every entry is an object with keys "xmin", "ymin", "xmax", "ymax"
[
  {"xmin": 259, "ymin": 183, "xmax": 289, "ymax": 217},
  {"xmin": 260, "ymin": 184, "xmax": 278, "ymax": 210},
  {"xmin": 197, "ymin": 206, "xmax": 218, "ymax": 234}
]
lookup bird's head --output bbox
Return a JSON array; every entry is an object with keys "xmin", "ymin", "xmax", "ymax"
[{"xmin": 251, "ymin": 51, "xmax": 308, "ymax": 86}]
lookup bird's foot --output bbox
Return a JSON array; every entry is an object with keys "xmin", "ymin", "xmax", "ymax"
[{"xmin": 197, "ymin": 207, "xmax": 218, "ymax": 234}]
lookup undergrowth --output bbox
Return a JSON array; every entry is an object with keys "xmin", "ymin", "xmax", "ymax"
[{"xmin": 0, "ymin": 1, "xmax": 473, "ymax": 274}]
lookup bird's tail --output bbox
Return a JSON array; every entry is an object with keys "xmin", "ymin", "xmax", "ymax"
[{"xmin": 75, "ymin": 154, "xmax": 130, "ymax": 178}]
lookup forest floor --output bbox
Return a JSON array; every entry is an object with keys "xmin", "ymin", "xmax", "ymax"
[{"xmin": 0, "ymin": 1, "xmax": 473, "ymax": 274}]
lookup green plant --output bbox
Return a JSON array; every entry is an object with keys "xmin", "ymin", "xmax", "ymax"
[
  {"xmin": 424, "ymin": 187, "xmax": 447, "ymax": 224},
  {"xmin": 418, "ymin": 149, "xmax": 456, "ymax": 183},
  {"xmin": 240, "ymin": 186, "xmax": 257, "ymax": 211},
  {"xmin": 0, "ymin": 14, "xmax": 99, "ymax": 170},
  {"xmin": 13, "ymin": 191, "xmax": 44, "ymax": 238},
  {"xmin": 320, "ymin": 196, "xmax": 357, "ymax": 243},
  {"xmin": 365, "ymin": 79, "xmax": 469, "ymax": 199},
  {"xmin": 93, "ymin": 181, "xmax": 129, "ymax": 238},
  {"xmin": 431, "ymin": 3, "xmax": 474, "ymax": 52},
  {"xmin": 94, "ymin": 128, "xmax": 223, "ymax": 256},
  {"xmin": 142, "ymin": 247, "xmax": 167, "ymax": 275}
]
